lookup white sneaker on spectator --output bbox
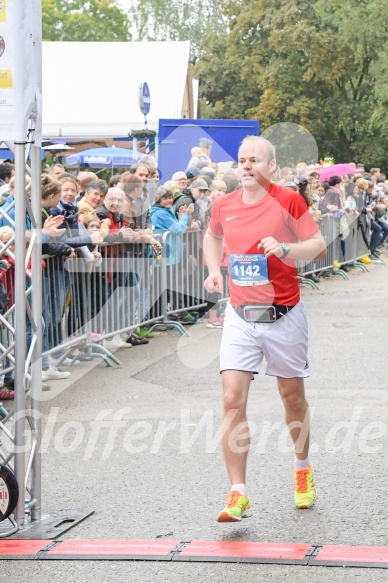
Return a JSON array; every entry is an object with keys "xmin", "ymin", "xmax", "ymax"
[
  {"xmin": 207, "ymin": 320, "xmax": 223, "ymax": 329},
  {"xmin": 42, "ymin": 366, "xmax": 71, "ymax": 381},
  {"xmin": 116, "ymin": 334, "xmax": 132, "ymax": 348},
  {"xmin": 48, "ymin": 356, "xmax": 74, "ymax": 367},
  {"xmin": 103, "ymin": 334, "xmax": 131, "ymax": 349}
]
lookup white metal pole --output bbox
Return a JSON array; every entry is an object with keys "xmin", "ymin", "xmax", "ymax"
[
  {"xmin": 30, "ymin": 144, "xmax": 42, "ymax": 521},
  {"xmin": 14, "ymin": 141, "xmax": 27, "ymax": 527},
  {"xmin": 144, "ymin": 114, "xmax": 150, "ymax": 155}
]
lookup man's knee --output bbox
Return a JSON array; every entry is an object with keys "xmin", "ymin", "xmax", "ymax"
[
  {"xmin": 283, "ymin": 392, "xmax": 306, "ymax": 414},
  {"xmin": 222, "ymin": 377, "xmax": 249, "ymax": 412},
  {"xmin": 223, "ymin": 389, "xmax": 247, "ymax": 413},
  {"xmin": 221, "ymin": 372, "xmax": 250, "ymax": 413},
  {"xmin": 278, "ymin": 379, "xmax": 306, "ymax": 412}
]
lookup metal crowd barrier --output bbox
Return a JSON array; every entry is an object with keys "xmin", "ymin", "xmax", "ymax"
[
  {"xmin": 158, "ymin": 230, "xmax": 208, "ymax": 321},
  {"xmin": 0, "ymin": 214, "xmax": 378, "ymax": 383},
  {"xmin": 45, "ymin": 229, "xmax": 210, "ymax": 354},
  {"xmin": 296, "ymin": 212, "xmax": 370, "ymax": 286},
  {"xmin": 42, "ymin": 236, "xmax": 165, "ymax": 365}
]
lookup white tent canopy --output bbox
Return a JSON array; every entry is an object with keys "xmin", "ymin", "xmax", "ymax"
[{"xmin": 42, "ymin": 41, "xmax": 193, "ymax": 138}]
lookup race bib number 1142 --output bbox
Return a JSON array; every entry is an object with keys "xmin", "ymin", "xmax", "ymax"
[{"xmin": 229, "ymin": 254, "xmax": 270, "ymax": 286}]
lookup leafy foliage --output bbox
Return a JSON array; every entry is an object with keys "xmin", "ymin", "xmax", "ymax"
[
  {"xmin": 42, "ymin": 0, "xmax": 131, "ymax": 41},
  {"xmin": 129, "ymin": 130, "xmax": 157, "ymax": 138},
  {"xmin": 127, "ymin": 0, "xmax": 223, "ymax": 55},
  {"xmin": 196, "ymin": 0, "xmax": 388, "ymax": 168},
  {"xmin": 42, "ymin": 0, "xmax": 388, "ymax": 168}
]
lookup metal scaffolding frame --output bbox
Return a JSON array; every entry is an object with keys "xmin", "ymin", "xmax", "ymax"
[
  {"xmin": 0, "ymin": 134, "xmax": 43, "ymax": 535},
  {"xmin": 0, "ymin": 2, "xmax": 96, "ymax": 538}
]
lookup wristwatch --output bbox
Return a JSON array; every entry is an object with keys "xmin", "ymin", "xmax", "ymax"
[{"xmin": 280, "ymin": 242, "xmax": 290, "ymax": 258}]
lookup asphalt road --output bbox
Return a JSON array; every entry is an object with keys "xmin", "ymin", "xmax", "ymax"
[{"xmin": 1, "ymin": 261, "xmax": 388, "ymax": 582}]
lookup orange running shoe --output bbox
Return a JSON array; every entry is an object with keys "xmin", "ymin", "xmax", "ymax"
[
  {"xmin": 294, "ymin": 465, "xmax": 317, "ymax": 509},
  {"xmin": 217, "ymin": 490, "xmax": 252, "ymax": 522}
]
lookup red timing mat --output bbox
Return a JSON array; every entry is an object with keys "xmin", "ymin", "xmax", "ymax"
[
  {"xmin": 179, "ymin": 540, "xmax": 310, "ymax": 560},
  {"xmin": 47, "ymin": 539, "xmax": 180, "ymax": 556},
  {"xmin": 315, "ymin": 545, "xmax": 388, "ymax": 564}
]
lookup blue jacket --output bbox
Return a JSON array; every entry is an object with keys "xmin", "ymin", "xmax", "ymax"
[
  {"xmin": 50, "ymin": 200, "xmax": 91, "ymax": 248},
  {"xmin": 0, "ymin": 195, "xmax": 31, "ymax": 230},
  {"xmin": 150, "ymin": 205, "xmax": 188, "ymax": 265}
]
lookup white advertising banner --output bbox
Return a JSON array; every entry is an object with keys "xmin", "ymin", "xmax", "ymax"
[{"xmin": 0, "ymin": 0, "xmax": 42, "ymax": 143}]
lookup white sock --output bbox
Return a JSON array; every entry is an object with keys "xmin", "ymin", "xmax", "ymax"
[
  {"xmin": 294, "ymin": 456, "xmax": 310, "ymax": 470},
  {"xmin": 231, "ymin": 483, "xmax": 247, "ymax": 495}
]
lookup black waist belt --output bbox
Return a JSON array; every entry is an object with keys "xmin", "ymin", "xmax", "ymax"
[{"xmin": 233, "ymin": 304, "xmax": 296, "ymax": 323}]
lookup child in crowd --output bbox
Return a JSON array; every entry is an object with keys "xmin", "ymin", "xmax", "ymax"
[
  {"xmin": 79, "ymin": 214, "xmax": 103, "ymax": 267},
  {"xmin": 150, "ymin": 186, "xmax": 197, "ymax": 324},
  {"xmin": 209, "ymin": 179, "xmax": 227, "ymax": 202},
  {"xmin": 188, "ymin": 146, "xmax": 210, "ymax": 168}
]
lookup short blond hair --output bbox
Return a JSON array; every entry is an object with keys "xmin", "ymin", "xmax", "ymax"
[
  {"xmin": 211, "ymin": 179, "xmax": 226, "ymax": 192},
  {"xmin": 356, "ymin": 178, "xmax": 368, "ymax": 191},
  {"xmin": 9, "ymin": 175, "xmax": 30, "ymax": 188},
  {"xmin": 239, "ymin": 136, "xmax": 276, "ymax": 163},
  {"xmin": 0, "ymin": 226, "xmax": 15, "ymax": 242}
]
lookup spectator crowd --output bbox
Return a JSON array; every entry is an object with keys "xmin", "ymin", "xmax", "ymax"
[{"xmin": 0, "ymin": 148, "xmax": 387, "ymax": 400}]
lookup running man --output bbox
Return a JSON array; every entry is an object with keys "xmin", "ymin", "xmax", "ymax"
[{"xmin": 203, "ymin": 136, "xmax": 326, "ymax": 522}]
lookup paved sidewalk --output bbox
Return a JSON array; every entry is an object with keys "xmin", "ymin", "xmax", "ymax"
[{"xmin": 1, "ymin": 262, "xmax": 387, "ymax": 582}]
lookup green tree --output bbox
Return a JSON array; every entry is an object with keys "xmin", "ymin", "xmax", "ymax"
[
  {"xmin": 195, "ymin": 0, "xmax": 268, "ymax": 119},
  {"xmin": 127, "ymin": 0, "xmax": 223, "ymax": 55},
  {"xmin": 196, "ymin": 0, "xmax": 388, "ymax": 167},
  {"xmin": 42, "ymin": 0, "xmax": 131, "ymax": 41}
]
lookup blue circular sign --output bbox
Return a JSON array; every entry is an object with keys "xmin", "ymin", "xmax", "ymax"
[{"xmin": 139, "ymin": 82, "xmax": 151, "ymax": 115}]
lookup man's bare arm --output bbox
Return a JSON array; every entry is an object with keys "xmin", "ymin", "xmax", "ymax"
[
  {"xmin": 258, "ymin": 230, "xmax": 327, "ymax": 261},
  {"xmin": 203, "ymin": 227, "xmax": 225, "ymax": 294}
]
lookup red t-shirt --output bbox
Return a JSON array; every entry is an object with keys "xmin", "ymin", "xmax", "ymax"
[{"xmin": 209, "ymin": 184, "xmax": 319, "ymax": 306}]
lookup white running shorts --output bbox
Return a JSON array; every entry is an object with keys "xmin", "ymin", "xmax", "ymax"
[{"xmin": 220, "ymin": 300, "xmax": 310, "ymax": 378}]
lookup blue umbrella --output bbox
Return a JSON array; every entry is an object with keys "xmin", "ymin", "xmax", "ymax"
[
  {"xmin": 0, "ymin": 148, "xmax": 45, "ymax": 160},
  {"xmin": 64, "ymin": 146, "xmax": 144, "ymax": 169}
]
